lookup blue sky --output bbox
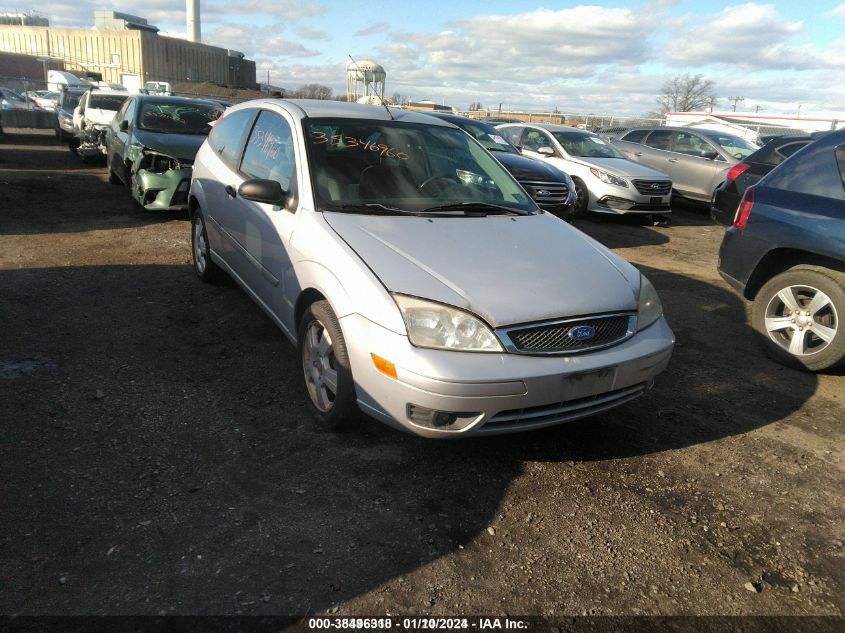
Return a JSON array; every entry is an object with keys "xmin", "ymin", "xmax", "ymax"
[{"xmin": 43, "ymin": 1, "xmax": 845, "ymax": 117}]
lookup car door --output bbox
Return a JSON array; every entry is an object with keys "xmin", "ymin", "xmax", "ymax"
[
  {"xmin": 107, "ymin": 97, "xmax": 137, "ymax": 183},
  {"xmin": 231, "ymin": 109, "xmax": 300, "ymax": 323},
  {"xmin": 665, "ymin": 130, "xmax": 728, "ymax": 200}
]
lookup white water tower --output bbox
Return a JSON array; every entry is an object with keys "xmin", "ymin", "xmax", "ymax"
[{"xmin": 346, "ymin": 59, "xmax": 385, "ymax": 104}]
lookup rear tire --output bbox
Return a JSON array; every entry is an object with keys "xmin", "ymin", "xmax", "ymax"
[
  {"xmin": 298, "ymin": 300, "xmax": 356, "ymax": 429},
  {"xmin": 191, "ymin": 209, "xmax": 223, "ymax": 284},
  {"xmin": 751, "ymin": 266, "xmax": 845, "ymax": 371}
]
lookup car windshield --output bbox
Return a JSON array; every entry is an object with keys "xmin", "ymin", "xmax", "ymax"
[
  {"xmin": 448, "ymin": 118, "xmax": 518, "ymax": 154},
  {"xmin": 704, "ymin": 133, "xmax": 759, "ymax": 159},
  {"xmin": 552, "ymin": 131, "xmax": 625, "ymax": 158},
  {"xmin": 306, "ymin": 117, "xmax": 537, "ymax": 214},
  {"xmin": 138, "ymin": 101, "xmax": 223, "ymax": 135},
  {"xmin": 63, "ymin": 93, "xmax": 83, "ymax": 110},
  {"xmin": 89, "ymin": 94, "xmax": 128, "ymax": 110}
]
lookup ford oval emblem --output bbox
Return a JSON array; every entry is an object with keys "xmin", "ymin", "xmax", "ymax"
[{"xmin": 568, "ymin": 325, "xmax": 596, "ymax": 341}]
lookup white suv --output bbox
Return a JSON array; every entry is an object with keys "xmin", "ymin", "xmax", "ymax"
[
  {"xmin": 72, "ymin": 89, "xmax": 129, "ymax": 159},
  {"xmin": 497, "ymin": 123, "xmax": 673, "ymax": 220}
]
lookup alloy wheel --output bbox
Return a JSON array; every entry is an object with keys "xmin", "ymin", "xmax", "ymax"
[
  {"xmin": 302, "ymin": 320, "xmax": 339, "ymax": 412},
  {"xmin": 193, "ymin": 216, "xmax": 208, "ymax": 274},
  {"xmin": 763, "ymin": 284, "xmax": 838, "ymax": 356}
]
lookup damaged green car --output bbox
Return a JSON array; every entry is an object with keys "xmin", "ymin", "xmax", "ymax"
[{"xmin": 105, "ymin": 95, "xmax": 225, "ymax": 211}]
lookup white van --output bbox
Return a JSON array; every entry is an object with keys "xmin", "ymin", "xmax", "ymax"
[{"xmin": 143, "ymin": 81, "xmax": 172, "ymax": 96}]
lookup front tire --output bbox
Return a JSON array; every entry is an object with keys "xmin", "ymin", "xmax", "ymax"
[
  {"xmin": 571, "ymin": 178, "xmax": 589, "ymax": 218},
  {"xmin": 191, "ymin": 209, "xmax": 222, "ymax": 284},
  {"xmin": 298, "ymin": 300, "xmax": 356, "ymax": 429},
  {"xmin": 751, "ymin": 266, "xmax": 845, "ymax": 371}
]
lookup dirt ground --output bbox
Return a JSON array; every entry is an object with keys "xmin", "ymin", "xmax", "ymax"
[{"xmin": 1, "ymin": 130, "xmax": 843, "ymax": 618}]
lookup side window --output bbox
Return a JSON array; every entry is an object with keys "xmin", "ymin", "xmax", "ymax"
[
  {"xmin": 776, "ymin": 141, "xmax": 808, "ymax": 160},
  {"xmin": 522, "ymin": 129, "xmax": 551, "ymax": 152},
  {"xmin": 121, "ymin": 99, "xmax": 137, "ymax": 127},
  {"xmin": 498, "ymin": 126, "xmax": 523, "ymax": 146},
  {"xmin": 622, "ymin": 129, "xmax": 648, "ymax": 143},
  {"xmin": 240, "ymin": 111, "xmax": 296, "ymax": 191},
  {"xmin": 207, "ymin": 108, "xmax": 255, "ymax": 170},
  {"xmin": 644, "ymin": 130, "xmax": 672, "ymax": 151},
  {"xmin": 836, "ymin": 146, "xmax": 845, "ymax": 191},
  {"xmin": 673, "ymin": 131, "xmax": 709, "ymax": 156}
]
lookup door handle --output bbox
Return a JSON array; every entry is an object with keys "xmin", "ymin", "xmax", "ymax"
[
  {"xmin": 667, "ymin": 158, "xmax": 678, "ymax": 163},
  {"xmin": 225, "ymin": 185, "xmax": 237, "ymax": 198}
]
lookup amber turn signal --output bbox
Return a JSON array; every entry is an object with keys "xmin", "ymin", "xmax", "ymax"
[{"xmin": 371, "ymin": 353, "xmax": 397, "ymax": 379}]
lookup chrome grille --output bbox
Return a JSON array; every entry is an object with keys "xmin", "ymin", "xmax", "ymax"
[
  {"xmin": 499, "ymin": 313, "xmax": 635, "ymax": 354},
  {"xmin": 519, "ymin": 180, "xmax": 570, "ymax": 205},
  {"xmin": 632, "ymin": 179, "xmax": 671, "ymax": 195}
]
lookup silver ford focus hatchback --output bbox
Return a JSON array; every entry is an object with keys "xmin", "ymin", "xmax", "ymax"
[{"xmin": 189, "ymin": 99, "xmax": 674, "ymax": 438}]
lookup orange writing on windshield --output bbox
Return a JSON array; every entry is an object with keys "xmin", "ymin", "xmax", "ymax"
[{"xmin": 311, "ymin": 132, "xmax": 409, "ymax": 160}]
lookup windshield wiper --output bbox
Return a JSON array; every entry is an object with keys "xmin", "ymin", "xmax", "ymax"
[
  {"xmin": 323, "ymin": 203, "xmax": 422, "ymax": 216},
  {"xmin": 421, "ymin": 201, "xmax": 533, "ymax": 216}
]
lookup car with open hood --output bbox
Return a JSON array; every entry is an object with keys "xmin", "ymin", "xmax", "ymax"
[
  {"xmin": 497, "ymin": 123, "xmax": 673, "ymax": 222},
  {"xmin": 188, "ymin": 100, "xmax": 675, "ymax": 437},
  {"xmin": 105, "ymin": 95, "xmax": 225, "ymax": 211},
  {"xmin": 72, "ymin": 88, "xmax": 129, "ymax": 160}
]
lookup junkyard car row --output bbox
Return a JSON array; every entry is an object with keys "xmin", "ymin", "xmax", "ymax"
[{"xmin": 39, "ymin": 90, "xmax": 845, "ymax": 435}]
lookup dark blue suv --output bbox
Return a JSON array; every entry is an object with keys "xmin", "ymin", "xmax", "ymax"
[{"xmin": 718, "ymin": 128, "xmax": 845, "ymax": 371}]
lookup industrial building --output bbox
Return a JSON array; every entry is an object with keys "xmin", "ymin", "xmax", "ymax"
[{"xmin": 0, "ymin": 9, "xmax": 255, "ymax": 91}]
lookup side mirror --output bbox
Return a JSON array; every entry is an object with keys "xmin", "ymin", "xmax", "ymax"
[
  {"xmin": 119, "ymin": 119, "xmax": 129, "ymax": 132},
  {"xmin": 239, "ymin": 179, "xmax": 285, "ymax": 205},
  {"xmin": 701, "ymin": 150, "xmax": 719, "ymax": 160},
  {"xmin": 538, "ymin": 146, "xmax": 555, "ymax": 156}
]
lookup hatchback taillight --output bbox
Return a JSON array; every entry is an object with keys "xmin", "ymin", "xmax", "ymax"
[
  {"xmin": 733, "ymin": 188, "xmax": 754, "ymax": 229},
  {"xmin": 726, "ymin": 162, "xmax": 750, "ymax": 181}
]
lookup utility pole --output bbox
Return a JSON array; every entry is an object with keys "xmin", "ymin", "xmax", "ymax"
[
  {"xmin": 728, "ymin": 96, "xmax": 745, "ymax": 112},
  {"xmin": 754, "ymin": 105, "xmax": 762, "ymax": 113}
]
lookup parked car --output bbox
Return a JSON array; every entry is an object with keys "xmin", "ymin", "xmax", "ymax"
[
  {"xmin": 496, "ymin": 123, "xmax": 673, "ymax": 221},
  {"xmin": 0, "ymin": 87, "xmax": 30, "ymax": 111},
  {"xmin": 105, "ymin": 94, "xmax": 225, "ymax": 211},
  {"xmin": 188, "ymin": 99, "xmax": 674, "ymax": 437},
  {"xmin": 424, "ymin": 112, "xmax": 577, "ymax": 217},
  {"xmin": 711, "ymin": 135, "xmax": 813, "ymax": 225},
  {"xmin": 31, "ymin": 90, "xmax": 59, "ymax": 111},
  {"xmin": 55, "ymin": 87, "xmax": 88, "ymax": 145},
  {"xmin": 718, "ymin": 128, "xmax": 845, "ymax": 371},
  {"xmin": 72, "ymin": 89, "xmax": 130, "ymax": 159},
  {"xmin": 611, "ymin": 126, "xmax": 759, "ymax": 204}
]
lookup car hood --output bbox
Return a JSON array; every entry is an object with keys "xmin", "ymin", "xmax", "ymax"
[
  {"xmin": 83, "ymin": 108, "xmax": 119, "ymax": 126},
  {"xmin": 493, "ymin": 152, "xmax": 571, "ymax": 183},
  {"xmin": 133, "ymin": 129, "xmax": 207, "ymax": 160},
  {"xmin": 574, "ymin": 157, "xmax": 670, "ymax": 180},
  {"xmin": 324, "ymin": 212, "xmax": 640, "ymax": 327}
]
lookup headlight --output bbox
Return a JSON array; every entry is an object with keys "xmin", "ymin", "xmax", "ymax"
[
  {"xmin": 393, "ymin": 295, "xmax": 503, "ymax": 352},
  {"xmin": 590, "ymin": 167, "xmax": 628, "ymax": 188},
  {"xmin": 636, "ymin": 274, "xmax": 663, "ymax": 331}
]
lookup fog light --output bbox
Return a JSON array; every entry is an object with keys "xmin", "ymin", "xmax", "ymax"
[{"xmin": 406, "ymin": 404, "xmax": 482, "ymax": 431}]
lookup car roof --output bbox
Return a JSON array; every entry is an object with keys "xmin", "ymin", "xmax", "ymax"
[
  {"xmin": 227, "ymin": 98, "xmax": 455, "ymax": 126},
  {"xmin": 87, "ymin": 89, "xmax": 129, "ymax": 96},
  {"xmin": 134, "ymin": 95, "xmax": 221, "ymax": 106},
  {"xmin": 504, "ymin": 122, "xmax": 595, "ymax": 134}
]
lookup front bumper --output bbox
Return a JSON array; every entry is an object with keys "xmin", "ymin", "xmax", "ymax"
[
  {"xmin": 341, "ymin": 313, "xmax": 674, "ymax": 438},
  {"xmin": 586, "ymin": 180, "xmax": 672, "ymax": 215},
  {"xmin": 132, "ymin": 167, "xmax": 192, "ymax": 211}
]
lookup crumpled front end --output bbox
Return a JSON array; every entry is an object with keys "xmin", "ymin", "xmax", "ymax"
[
  {"xmin": 131, "ymin": 151, "xmax": 193, "ymax": 211},
  {"xmin": 76, "ymin": 126, "xmax": 108, "ymax": 160}
]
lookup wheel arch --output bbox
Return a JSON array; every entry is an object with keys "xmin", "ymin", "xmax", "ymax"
[{"xmin": 745, "ymin": 248, "xmax": 845, "ymax": 300}]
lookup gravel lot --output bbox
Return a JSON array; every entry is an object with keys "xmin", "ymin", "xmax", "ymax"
[{"xmin": 1, "ymin": 130, "xmax": 843, "ymax": 617}]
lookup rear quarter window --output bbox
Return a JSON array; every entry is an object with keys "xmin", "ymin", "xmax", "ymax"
[
  {"xmin": 836, "ymin": 146, "xmax": 845, "ymax": 191},
  {"xmin": 766, "ymin": 142, "xmax": 845, "ymax": 199}
]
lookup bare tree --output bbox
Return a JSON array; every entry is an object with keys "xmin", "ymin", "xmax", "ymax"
[
  {"xmin": 468, "ymin": 101, "xmax": 484, "ymax": 111},
  {"xmin": 292, "ymin": 84, "xmax": 333, "ymax": 99},
  {"xmin": 657, "ymin": 73, "xmax": 717, "ymax": 113}
]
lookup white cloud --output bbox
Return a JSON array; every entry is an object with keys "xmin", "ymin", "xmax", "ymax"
[
  {"xmin": 354, "ymin": 22, "xmax": 389, "ymax": 37},
  {"xmin": 829, "ymin": 4, "xmax": 845, "ymax": 17},
  {"xmin": 663, "ymin": 3, "xmax": 812, "ymax": 70}
]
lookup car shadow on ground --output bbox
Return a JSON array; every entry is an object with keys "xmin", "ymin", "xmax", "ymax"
[
  {"xmin": 0, "ymin": 134, "xmax": 187, "ymax": 235},
  {"xmin": 0, "ymin": 261, "xmax": 819, "ymax": 615}
]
